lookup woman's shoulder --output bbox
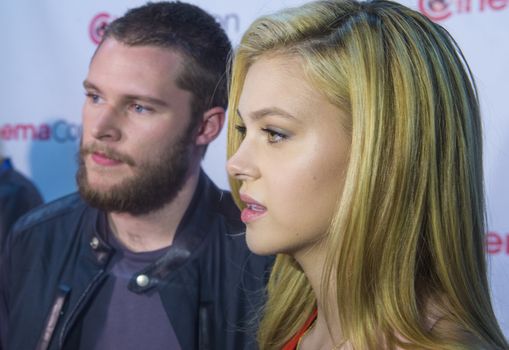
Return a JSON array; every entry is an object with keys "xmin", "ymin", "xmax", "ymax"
[
  {"xmin": 430, "ymin": 317, "xmax": 505, "ymax": 350},
  {"xmin": 393, "ymin": 298, "xmax": 506, "ymax": 350}
]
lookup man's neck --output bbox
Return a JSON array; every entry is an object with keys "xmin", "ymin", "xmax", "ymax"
[{"xmin": 107, "ymin": 170, "xmax": 200, "ymax": 253}]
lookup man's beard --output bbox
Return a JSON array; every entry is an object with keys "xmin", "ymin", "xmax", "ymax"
[{"xmin": 76, "ymin": 131, "xmax": 193, "ymax": 216}]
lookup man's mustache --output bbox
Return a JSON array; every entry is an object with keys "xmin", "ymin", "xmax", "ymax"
[{"xmin": 80, "ymin": 143, "xmax": 136, "ymax": 166}]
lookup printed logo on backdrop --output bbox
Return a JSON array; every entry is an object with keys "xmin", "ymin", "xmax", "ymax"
[
  {"xmin": 88, "ymin": 11, "xmax": 240, "ymax": 45},
  {"xmin": 89, "ymin": 12, "xmax": 114, "ymax": 45},
  {"xmin": 487, "ymin": 231, "xmax": 509, "ymax": 255},
  {"xmin": 0, "ymin": 121, "xmax": 81, "ymax": 143},
  {"xmin": 419, "ymin": 0, "xmax": 507, "ymax": 20}
]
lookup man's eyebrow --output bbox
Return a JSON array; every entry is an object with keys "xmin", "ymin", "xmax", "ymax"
[
  {"xmin": 236, "ymin": 107, "xmax": 300, "ymax": 122},
  {"xmin": 83, "ymin": 80, "xmax": 98, "ymax": 91},
  {"xmin": 122, "ymin": 94, "xmax": 169, "ymax": 107},
  {"xmin": 82, "ymin": 80, "xmax": 169, "ymax": 107}
]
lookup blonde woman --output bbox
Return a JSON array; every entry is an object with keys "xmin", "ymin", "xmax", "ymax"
[{"xmin": 226, "ymin": 0, "xmax": 509, "ymax": 349}]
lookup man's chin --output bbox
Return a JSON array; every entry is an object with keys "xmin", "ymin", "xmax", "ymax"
[
  {"xmin": 78, "ymin": 176, "xmax": 123, "ymax": 206},
  {"xmin": 86, "ymin": 164, "xmax": 129, "ymax": 178},
  {"xmin": 84, "ymin": 180, "xmax": 117, "ymax": 193},
  {"xmin": 85, "ymin": 168, "xmax": 134, "ymax": 190},
  {"xmin": 78, "ymin": 186, "xmax": 128, "ymax": 213}
]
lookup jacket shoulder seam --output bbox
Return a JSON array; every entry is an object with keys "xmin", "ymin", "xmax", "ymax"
[{"xmin": 12, "ymin": 193, "xmax": 85, "ymax": 233}]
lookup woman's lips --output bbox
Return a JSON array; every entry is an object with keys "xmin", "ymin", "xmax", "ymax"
[
  {"xmin": 91, "ymin": 152, "xmax": 122, "ymax": 166},
  {"xmin": 240, "ymin": 194, "xmax": 267, "ymax": 223}
]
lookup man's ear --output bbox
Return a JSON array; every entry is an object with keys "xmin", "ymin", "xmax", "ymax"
[{"xmin": 195, "ymin": 107, "xmax": 225, "ymax": 146}]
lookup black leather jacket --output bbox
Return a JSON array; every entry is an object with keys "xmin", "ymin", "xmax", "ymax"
[{"xmin": 0, "ymin": 172, "xmax": 272, "ymax": 350}]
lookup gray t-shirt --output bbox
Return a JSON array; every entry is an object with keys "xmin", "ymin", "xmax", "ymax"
[{"xmin": 79, "ymin": 217, "xmax": 181, "ymax": 350}]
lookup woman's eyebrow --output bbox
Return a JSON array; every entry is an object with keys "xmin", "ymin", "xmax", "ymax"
[{"xmin": 237, "ymin": 107, "xmax": 300, "ymax": 122}]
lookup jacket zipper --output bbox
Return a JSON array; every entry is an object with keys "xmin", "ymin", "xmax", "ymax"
[
  {"xmin": 58, "ymin": 269, "xmax": 105, "ymax": 349},
  {"xmin": 199, "ymin": 304, "xmax": 211, "ymax": 350},
  {"xmin": 36, "ymin": 285, "xmax": 71, "ymax": 350}
]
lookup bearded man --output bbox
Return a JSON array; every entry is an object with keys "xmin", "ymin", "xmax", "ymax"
[{"xmin": 0, "ymin": 3, "xmax": 271, "ymax": 350}]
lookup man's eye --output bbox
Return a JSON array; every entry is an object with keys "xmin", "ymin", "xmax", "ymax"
[
  {"xmin": 132, "ymin": 104, "xmax": 149, "ymax": 114},
  {"xmin": 262, "ymin": 128, "xmax": 287, "ymax": 144},
  {"xmin": 85, "ymin": 93, "xmax": 101, "ymax": 104}
]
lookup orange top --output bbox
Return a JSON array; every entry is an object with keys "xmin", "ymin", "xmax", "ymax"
[{"xmin": 282, "ymin": 308, "xmax": 318, "ymax": 350}]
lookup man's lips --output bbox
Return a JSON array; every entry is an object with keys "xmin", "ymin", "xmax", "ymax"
[
  {"xmin": 91, "ymin": 152, "xmax": 123, "ymax": 166},
  {"xmin": 239, "ymin": 193, "xmax": 267, "ymax": 223},
  {"xmin": 81, "ymin": 143, "xmax": 135, "ymax": 166}
]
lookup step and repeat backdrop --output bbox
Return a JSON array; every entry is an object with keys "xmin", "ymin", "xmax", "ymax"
[{"xmin": 0, "ymin": 0, "xmax": 508, "ymax": 337}]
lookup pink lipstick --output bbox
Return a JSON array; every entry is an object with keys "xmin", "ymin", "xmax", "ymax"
[{"xmin": 239, "ymin": 194, "xmax": 267, "ymax": 223}]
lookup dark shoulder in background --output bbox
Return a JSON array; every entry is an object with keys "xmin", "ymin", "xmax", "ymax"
[{"xmin": 0, "ymin": 157, "xmax": 43, "ymax": 250}]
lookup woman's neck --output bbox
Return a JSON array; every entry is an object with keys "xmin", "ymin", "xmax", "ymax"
[{"xmin": 294, "ymin": 242, "xmax": 348, "ymax": 349}]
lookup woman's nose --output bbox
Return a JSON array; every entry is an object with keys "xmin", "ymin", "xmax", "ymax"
[{"xmin": 227, "ymin": 141, "xmax": 259, "ymax": 181}]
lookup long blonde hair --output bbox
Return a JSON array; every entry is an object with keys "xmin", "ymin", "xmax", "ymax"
[{"xmin": 227, "ymin": 0, "xmax": 508, "ymax": 348}]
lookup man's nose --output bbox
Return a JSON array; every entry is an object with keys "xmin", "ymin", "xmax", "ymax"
[{"xmin": 88, "ymin": 105, "xmax": 122, "ymax": 142}]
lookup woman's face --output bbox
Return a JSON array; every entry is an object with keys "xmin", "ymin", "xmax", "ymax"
[{"xmin": 227, "ymin": 55, "xmax": 351, "ymax": 258}]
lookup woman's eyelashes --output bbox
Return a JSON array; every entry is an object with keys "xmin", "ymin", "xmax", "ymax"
[
  {"xmin": 235, "ymin": 123, "xmax": 289, "ymax": 144},
  {"xmin": 261, "ymin": 128, "xmax": 288, "ymax": 144},
  {"xmin": 235, "ymin": 124, "xmax": 247, "ymax": 136}
]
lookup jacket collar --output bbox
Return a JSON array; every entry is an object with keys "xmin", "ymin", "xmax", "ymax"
[{"xmin": 86, "ymin": 170, "xmax": 225, "ymax": 293}]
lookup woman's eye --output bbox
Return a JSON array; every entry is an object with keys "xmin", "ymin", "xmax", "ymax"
[
  {"xmin": 235, "ymin": 125, "xmax": 247, "ymax": 136},
  {"xmin": 262, "ymin": 128, "xmax": 287, "ymax": 144}
]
